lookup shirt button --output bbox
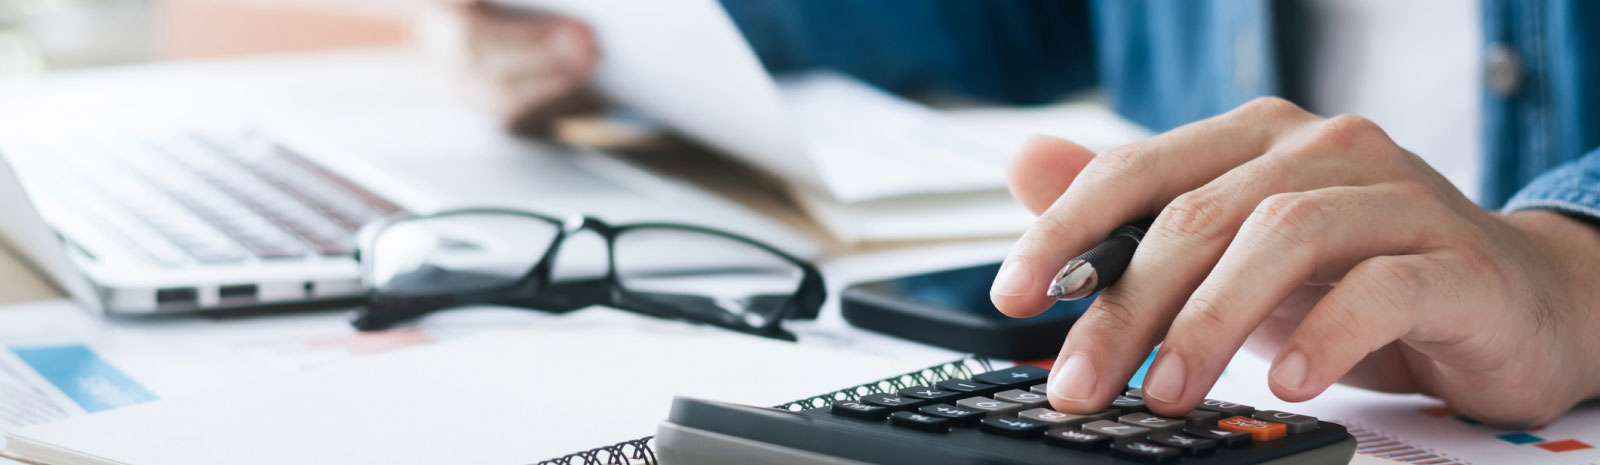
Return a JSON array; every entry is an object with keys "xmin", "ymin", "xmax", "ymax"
[{"xmin": 1485, "ymin": 42, "xmax": 1523, "ymax": 98}]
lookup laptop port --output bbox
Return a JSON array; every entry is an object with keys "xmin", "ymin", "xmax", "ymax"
[
  {"xmin": 155, "ymin": 288, "xmax": 198, "ymax": 305},
  {"xmin": 219, "ymin": 284, "xmax": 258, "ymax": 300}
]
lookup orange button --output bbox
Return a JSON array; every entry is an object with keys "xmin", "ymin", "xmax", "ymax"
[{"xmin": 1217, "ymin": 416, "xmax": 1287, "ymax": 441}]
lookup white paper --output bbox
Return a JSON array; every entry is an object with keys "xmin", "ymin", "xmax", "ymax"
[
  {"xmin": 5, "ymin": 314, "xmax": 956, "ymax": 465},
  {"xmin": 1212, "ymin": 350, "xmax": 1600, "ymax": 464},
  {"xmin": 496, "ymin": 0, "xmax": 1151, "ymax": 205}
]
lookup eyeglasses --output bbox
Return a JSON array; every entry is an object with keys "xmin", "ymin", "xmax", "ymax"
[{"xmin": 349, "ymin": 208, "xmax": 825, "ymax": 340}]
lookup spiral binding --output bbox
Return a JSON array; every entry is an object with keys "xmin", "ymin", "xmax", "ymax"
[
  {"xmin": 531, "ymin": 356, "xmax": 992, "ymax": 465},
  {"xmin": 773, "ymin": 356, "xmax": 993, "ymax": 411},
  {"xmin": 534, "ymin": 436, "xmax": 656, "ymax": 465}
]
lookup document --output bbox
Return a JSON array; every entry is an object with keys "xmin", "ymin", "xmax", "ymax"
[
  {"xmin": 499, "ymin": 0, "xmax": 1150, "ymax": 204},
  {"xmin": 1212, "ymin": 350, "xmax": 1599, "ymax": 464}
]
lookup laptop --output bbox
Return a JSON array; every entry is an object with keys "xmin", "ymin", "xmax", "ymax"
[{"xmin": 0, "ymin": 51, "xmax": 815, "ymax": 315}]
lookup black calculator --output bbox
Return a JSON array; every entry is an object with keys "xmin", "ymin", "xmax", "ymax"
[{"xmin": 656, "ymin": 365, "xmax": 1356, "ymax": 464}]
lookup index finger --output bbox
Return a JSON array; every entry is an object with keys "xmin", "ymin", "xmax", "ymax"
[{"xmin": 990, "ymin": 97, "xmax": 1312, "ymax": 318}]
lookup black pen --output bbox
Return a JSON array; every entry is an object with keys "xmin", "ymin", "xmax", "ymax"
[{"xmin": 1046, "ymin": 218, "xmax": 1155, "ymax": 300}]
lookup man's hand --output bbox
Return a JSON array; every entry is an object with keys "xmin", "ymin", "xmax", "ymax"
[
  {"xmin": 991, "ymin": 97, "xmax": 1600, "ymax": 427},
  {"xmin": 424, "ymin": 0, "xmax": 601, "ymax": 133}
]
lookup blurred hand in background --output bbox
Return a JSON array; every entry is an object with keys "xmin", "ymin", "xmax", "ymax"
[{"xmin": 423, "ymin": 0, "xmax": 601, "ymax": 134}]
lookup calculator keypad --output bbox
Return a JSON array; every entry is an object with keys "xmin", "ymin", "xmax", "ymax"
[
  {"xmin": 956, "ymin": 397, "xmax": 1025, "ymax": 414},
  {"xmin": 917, "ymin": 404, "xmax": 985, "ymax": 427},
  {"xmin": 832, "ymin": 375, "xmax": 1326, "ymax": 463},
  {"xmin": 993, "ymin": 389, "xmax": 1050, "ymax": 408},
  {"xmin": 889, "ymin": 411, "xmax": 951, "ymax": 433},
  {"xmin": 980, "ymin": 416, "xmax": 1049, "ymax": 438}
]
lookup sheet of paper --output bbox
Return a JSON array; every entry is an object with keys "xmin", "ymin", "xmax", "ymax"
[
  {"xmin": 496, "ymin": 1, "xmax": 1148, "ymax": 204},
  {"xmin": 1211, "ymin": 350, "xmax": 1599, "ymax": 464},
  {"xmin": 6, "ymin": 312, "xmax": 957, "ymax": 465},
  {"xmin": 499, "ymin": 0, "xmax": 819, "ymax": 190}
]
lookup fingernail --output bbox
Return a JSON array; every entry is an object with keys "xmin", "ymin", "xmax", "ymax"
[
  {"xmin": 990, "ymin": 257, "xmax": 1035, "ymax": 297},
  {"xmin": 1144, "ymin": 351, "xmax": 1186, "ymax": 403},
  {"xmin": 1049, "ymin": 354, "xmax": 1096, "ymax": 402},
  {"xmin": 1272, "ymin": 350, "xmax": 1308, "ymax": 392}
]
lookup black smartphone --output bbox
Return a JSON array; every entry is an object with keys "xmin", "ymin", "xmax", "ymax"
[{"xmin": 840, "ymin": 262, "xmax": 1093, "ymax": 360}]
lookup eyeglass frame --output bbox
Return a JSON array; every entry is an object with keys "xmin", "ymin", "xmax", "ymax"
[{"xmin": 348, "ymin": 207, "xmax": 826, "ymax": 340}]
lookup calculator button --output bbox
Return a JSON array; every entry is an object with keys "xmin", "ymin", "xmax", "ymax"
[
  {"xmin": 1195, "ymin": 399, "xmax": 1255, "ymax": 417},
  {"xmin": 979, "ymin": 416, "xmax": 1048, "ymax": 438},
  {"xmin": 1253, "ymin": 410, "xmax": 1319, "ymax": 433},
  {"xmin": 917, "ymin": 404, "xmax": 985, "ymax": 427},
  {"xmin": 1117, "ymin": 412, "xmax": 1186, "ymax": 432},
  {"xmin": 829, "ymin": 401, "xmax": 889, "ymax": 421},
  {"xmin": 859, "ymin": 393, "xmax": 926, "ymax": 411},
  {"xmin": 1218, "ymin": 416, "xmax": 1287, "ymax": 442},
  {"xmin": 1125, "ymin": 387, "xmax": 1143, "ymax": 398},
  {"xmin": 1186, "ymin": 426, "xmax": 1253, "ymax": 448},
  {"xmin": 889, "ymin": 411, "xmax": 951, "ymax": 433},
  {"xmin": 1082, "ymin": 420, "xmax": 1151, "ymax": 443},
  {"xmin": 937, "ymin": 379, "xmax": 999, "ymax": 396},
  {"xmin": 1110, "ymin": 395, "xmax": 1147, "ymax": 413},
  {"xmin": 898, "ymin": 386, "xmax": 964, "ymax": 403},
  {"xmin": 1147, "ymin": 431, "xmax": 1218, "ymax": 456},
  {"xmin": 970, "ymin": 365, "xmax": 1049, "ymax": 388},
  {"xmin": 1112, "ymin": 441, "xmax": 1182, "ymax": 463},
  {"xmin": 993, "ymin": 389, "xmax": 1050, "ymax": 408},
  {"xmin": 1029, "ymin": 383, "xmax": 1049, "ymax": 395},
  {"xmin": 956, "ymin": 397, "xmax": 1024, "ymax": 415},
  {"xmin": 1018, "ymin": 408, "xmax": 1093, "ymax": 427},
  {"xmin": 1183, "ymin": 409, "xmax": 1222, "ymax": 427},
  {"xmin": 1045, "ymin": 427, "xmax": 1112, "ymax": 452}
]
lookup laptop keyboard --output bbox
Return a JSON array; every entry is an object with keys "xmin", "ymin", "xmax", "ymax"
[{"xmin": 15, "ymin": 130, "xmax": 403, "ymax": 267}]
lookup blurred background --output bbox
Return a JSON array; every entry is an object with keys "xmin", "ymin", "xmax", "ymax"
[{"xmin": 0, "ymin": 0, "xmax": 421, "ymax": 75}]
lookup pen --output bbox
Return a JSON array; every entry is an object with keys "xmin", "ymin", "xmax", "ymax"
[{"xmin": 1046, "ymin": 218, "xmax": 1156, "ymax": 300}]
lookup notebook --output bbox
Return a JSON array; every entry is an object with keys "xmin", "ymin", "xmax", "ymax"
[{"xmin": 1, "ymin": 308, "xmax": 985, "ymax": 465}]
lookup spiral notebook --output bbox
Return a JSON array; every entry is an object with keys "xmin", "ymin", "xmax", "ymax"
[{"xmin": 2, "ymin": 308, "xmax": 987, "ymax": 465}]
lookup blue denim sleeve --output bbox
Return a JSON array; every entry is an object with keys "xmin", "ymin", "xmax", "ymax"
[
  {"xmin": 718, "ymin": 0, "xmax": 1095, "ymax": 104},
  {"xmin": 1504, "ymin": 147, "xmax": 1600, "ymax": 220}
]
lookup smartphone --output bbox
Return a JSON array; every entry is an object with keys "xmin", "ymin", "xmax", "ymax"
[{"xmin": 840, "ymin": 262, "xmax": 1093, "ymax": 360}]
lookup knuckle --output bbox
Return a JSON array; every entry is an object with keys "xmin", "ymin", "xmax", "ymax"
[
  {"xmin": 1245, "ymin": 192, "xmax": 1322, "ymax": 247},
  {"xmin": 1085, "ymin": 296, "xmax": 1144, "ymax": 336},
  {"xmin": 1179, "ymin": 290, "xmax": 1231, "ymax": 334},
  {"xmin": 1356, "ymin": 256, "xmax": 1428, "ymax": 306},
  {"xmin": 1155, "ymin": 191, "xmax": 1234, "ymax": 242},
  {"xmin": 1311, "ymin": 114, "xmax": 1388, "ymax": 151},
  {"xmin": 1236, "ymin": 96, "xmax": 1305, "ymax": 120}
]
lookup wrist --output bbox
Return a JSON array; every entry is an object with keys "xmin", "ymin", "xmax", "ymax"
[{"xmin": 1502, "ymin": 210, "xmax": 1600, "ymax": 401}]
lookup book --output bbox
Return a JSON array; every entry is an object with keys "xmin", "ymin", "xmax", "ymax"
[{"xmin": 1, "ymin": 308, "xmax": 985, "ymax": 465}]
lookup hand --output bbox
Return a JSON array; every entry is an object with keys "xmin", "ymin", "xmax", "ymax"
[
  {"xmin": 424, "ymin": 0, "xmax": 602, "ymax": 133},
  {"xmin": 991, "ymin": 97, "xmax": 1600, "ymax": 427}
]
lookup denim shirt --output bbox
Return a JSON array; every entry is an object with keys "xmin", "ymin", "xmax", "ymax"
[{"xmin": 721, "ymin": 0, "xmax": 1600, "ymax": 216}]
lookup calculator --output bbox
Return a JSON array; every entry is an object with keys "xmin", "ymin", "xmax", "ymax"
[{"xmin": 656, "ymin": 365, "xmax": 1356, "ymax": 464}]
